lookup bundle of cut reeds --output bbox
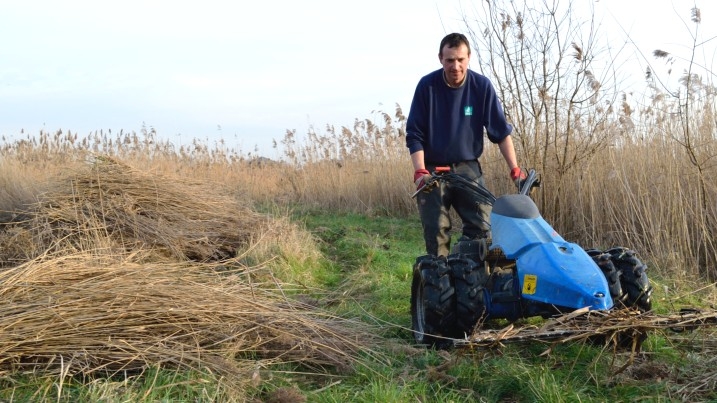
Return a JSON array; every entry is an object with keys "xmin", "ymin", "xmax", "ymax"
[
  {"xmin": 457, "ymin": 307, "xmax": 717, "ymax": 348},
  {"xmin": 1, "ymin": 156, "xmax": 268, "ymax": 264},
  {"xmin": 0, "ymin": 251, "xmax": 378, "ymax": 384}
]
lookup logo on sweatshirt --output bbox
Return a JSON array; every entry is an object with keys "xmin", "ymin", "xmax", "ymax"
[{"xmin": 464, "ymin": 106, "xmax": 473, "ymax": 116}]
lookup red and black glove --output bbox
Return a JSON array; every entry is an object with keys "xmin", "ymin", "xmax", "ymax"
[
  {"xmin": 414, "ymin": 169, "xmax": 430, "ymax": 190},
  {"xmin": 510, "ymin": 167, "xmax": 527, "ymax": 190}
]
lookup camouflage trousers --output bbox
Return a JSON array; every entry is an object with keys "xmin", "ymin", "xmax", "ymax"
[{"xmin": 415, "ymin": 160, "xmax": 491, "ymax": 257}]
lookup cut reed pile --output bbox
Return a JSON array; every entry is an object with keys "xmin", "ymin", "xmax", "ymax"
[
  {"xmin": 0, "ymin": 252, "xmax": 377, "ymax": 384},
  {"xmin": 0, "ymin": 156, "xmax": 381, "ymax": 393},
  {"xmin": 1, "ymin": 156, "xmax": 270, "ymax": 265},
  {"xmin": 458, "ymin": 307, "xmax": 717, "ymax": 348},
  {"xmin": 459, "ymin": 307, "xmax": 717, "ymax": 400}
]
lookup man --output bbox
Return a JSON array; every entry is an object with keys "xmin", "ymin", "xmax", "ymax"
[{"xmin": 406, "ymin": 32, "xmax": 523, "ymax": 257}]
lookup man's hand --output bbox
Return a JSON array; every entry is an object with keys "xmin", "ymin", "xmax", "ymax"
[
  {"xmin": 414, "ymin": 169, "xmax": 430, "ymax": 190},
  {"xmin": 510, "ymin": 167, "xmax": 527, "ymax": 190}
]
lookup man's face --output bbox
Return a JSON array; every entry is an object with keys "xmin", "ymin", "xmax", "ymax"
[{"xmin": 439, "ymin": 43, "xmax": 470, "ymax": 86}]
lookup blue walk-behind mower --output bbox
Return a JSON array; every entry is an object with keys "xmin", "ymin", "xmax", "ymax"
[{"xmin": 410, "ymin": 167, "xmax": 653, "ymax": 348}]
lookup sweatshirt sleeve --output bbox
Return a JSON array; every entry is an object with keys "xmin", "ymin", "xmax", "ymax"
[
  {"xmin": 406, "ymin": 80, "xmax": 428, "ymax": 154},
  {"xmin": 483, "ymin": 82, "xmax": 513, "ymax": 143}
]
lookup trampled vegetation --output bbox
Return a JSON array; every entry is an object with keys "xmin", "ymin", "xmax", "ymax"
[{"xmin": 1, "ymin": 1, "xmax": 717, "ymax": 401}]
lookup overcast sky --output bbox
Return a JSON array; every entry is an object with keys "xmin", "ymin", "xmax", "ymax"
[{"xmin": 2, "ymin": 0, "xmax": 716, "ymax": 158}]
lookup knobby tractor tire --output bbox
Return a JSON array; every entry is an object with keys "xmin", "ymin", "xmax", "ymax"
[
  {"xmin": 410, "ymin": 255, "xmax": 458, "ymax": 348},
  {"xmin": 585, "ymin": 248, "xmax": 624, "ymax": 299},
  {"xmin": 607, "ymin": 247, "xmax": 653, "ymax": 312},
  {"xmin": 587, "ymin": 247, "xmax": 653, "ymax": 312},
  {"xmin": 586, "ymin": 247, "xmax": 652, "ymax": 351},
  {"xmin": 449, "ymin": 254, "xmax": 487, "ymax": 336}
]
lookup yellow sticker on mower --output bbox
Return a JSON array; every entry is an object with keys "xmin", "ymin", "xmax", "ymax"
[{"xmin": 522, "ymin": 274, "xmax": 537, "ymax": 294}]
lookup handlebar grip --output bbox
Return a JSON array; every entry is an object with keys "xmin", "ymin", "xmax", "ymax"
[
  {"xmin": 411, "ymin": 179, "xmax": 433, "ymax": 198},
  {"xmin": 519, "ymin": 169, "xmax": 539, "ymax": 195},
  {"xmin": 411, "ymin": 166, "xmax": 449, "ymax": 198}
]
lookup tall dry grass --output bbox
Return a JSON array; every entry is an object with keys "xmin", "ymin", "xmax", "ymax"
[
  {"xmin": 262, "ymin": 101, "xmax": 717, "ymax": 283},
  {"xmin": 278, "ymin": 108, "xmax": 415, "ymax": 215},
  {"xmin": 4, "ymin": 94, "xmax": 717, "ymax": 283}
]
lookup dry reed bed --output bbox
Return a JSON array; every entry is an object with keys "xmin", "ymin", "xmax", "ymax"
[{"xmin": 0, "ymin": 157, "xmax": 381, "ymax": 387}]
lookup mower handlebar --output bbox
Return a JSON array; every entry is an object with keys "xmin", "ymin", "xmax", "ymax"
[
  {"xmin": 519, "ymin": 169, "xmax": 540, "ymax": 195},
  {"xmin": 411, "ymin": 167, "xmax": 540, "ymax": 200}
]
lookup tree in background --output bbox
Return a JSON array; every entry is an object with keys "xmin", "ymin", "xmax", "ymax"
[
  {"xmin": 460, "ymin": 0, "xmax": 630, "ymax": 225},
  {"xmin": 462, "ymin": 0, "xmax": 717, "ymax": 279}
]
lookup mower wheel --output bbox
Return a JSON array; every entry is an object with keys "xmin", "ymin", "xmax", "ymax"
[
  {"xmin": 606, "ymin": 247, "xmax": 653, "ymax": 312},
  {"xmin": 410, "ymin": 255, "xmax": 458, "ymax": 348},
  {"xmin": 585, "ymin": 249, "xmax": 623, "ymax": 300},
  {"xmin": 449, "ymin": 254, "xmax": 487, "ymax": 336}
]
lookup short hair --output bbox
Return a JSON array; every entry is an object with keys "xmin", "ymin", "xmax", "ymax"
[{"xmin": 439, "ymin": 33, "xmax": 471, "ymax": 57}]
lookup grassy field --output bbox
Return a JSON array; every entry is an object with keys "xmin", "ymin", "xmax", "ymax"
[
  {"xmin": 2, "ymin": 5, "xmax": 717, "ymax": 396},
  {"xmin": 287, "ymin": 208, "xmax": 717, "ymax": 402},
  {"xmin": 0, "ymin": 125, "xmax": 715, "ymax": 401}
]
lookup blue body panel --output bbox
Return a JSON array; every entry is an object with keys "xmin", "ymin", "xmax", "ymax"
[{"xmin": 490, "ymin": 195, "xmax": 613, "ymax": 311}]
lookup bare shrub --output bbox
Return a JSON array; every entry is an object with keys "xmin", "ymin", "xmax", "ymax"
[{"xmin": 459, "ymin": 0, "xmax": 632, "ymax": 232}]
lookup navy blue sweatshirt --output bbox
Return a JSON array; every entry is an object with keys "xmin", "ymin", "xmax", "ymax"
[{"xmin": 406, "ymin": 68, "xmax": 513, "ymax": 165}]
